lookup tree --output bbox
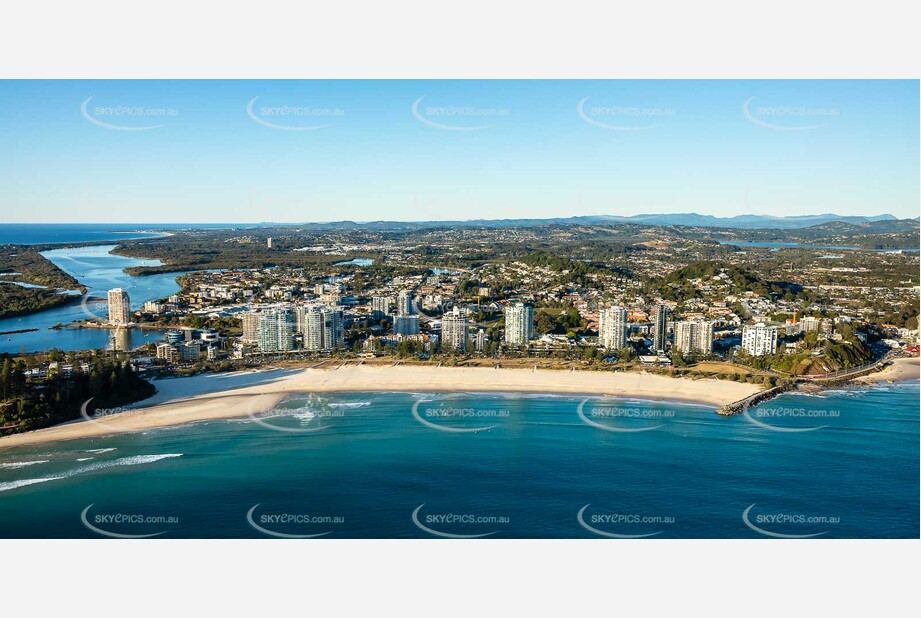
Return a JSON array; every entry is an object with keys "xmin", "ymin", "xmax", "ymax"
[
  {"xmin": 535, "ymin": 313, "xmax": 555, "ymax": 334},
  {"xmin": 1, "ymin": 358, "xmax": 13, "ymax": 400}
]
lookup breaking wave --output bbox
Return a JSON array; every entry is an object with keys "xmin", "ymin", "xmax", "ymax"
[{"xmin": 0, "ymin": 454, "xmax": 182, "ymax": 493}]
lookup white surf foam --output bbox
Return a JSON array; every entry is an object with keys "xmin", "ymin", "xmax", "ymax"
[
  {"xmin": 0, "ymin": 453, "xmax": 182, "ymax": 493},
  {"xmin": 289, "ymin": 409, "xmax": 317, "ymax": 424},
  {"xmin": 0, "ymin": 460, "xmax": 50, "ymax": 470}
]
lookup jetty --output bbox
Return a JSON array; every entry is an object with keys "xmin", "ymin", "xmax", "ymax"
[{"xmin": 716, "ymin": 382, "xmax": 796, "ymax": 416}]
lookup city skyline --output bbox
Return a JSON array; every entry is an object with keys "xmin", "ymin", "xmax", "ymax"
[
  {"xmin": 0, "ymin": 80, "xmax": 917, "ymax": 224},
  {"xmin": 2, "ymin": 2, "xmax": 917, "ymax": 611}
]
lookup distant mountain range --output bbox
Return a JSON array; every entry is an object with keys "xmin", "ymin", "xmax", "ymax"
[
  {"xmin": 263, "ymin": 213, "xmax": 913, "ymax": 231},
  {"xmin": 577, "ymin": 213, "xmax": 903, "ymax": 229}
]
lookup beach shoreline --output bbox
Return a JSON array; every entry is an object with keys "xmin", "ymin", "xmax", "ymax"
[
  {"xmin": 853, "ymin": 356, "xmax": 920, "ymax": 384},
  {"xmin": 0, "ymin": 365, "xmax": 762, "ymax": 449}
]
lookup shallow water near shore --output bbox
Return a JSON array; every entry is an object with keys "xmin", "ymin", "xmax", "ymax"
[{"xmin": 0, "ymin": 381, "xmax": 917, "ymax": 538}]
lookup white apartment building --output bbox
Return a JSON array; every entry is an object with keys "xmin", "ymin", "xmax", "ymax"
[
  {"xmin": 397, "ymin": 290, "xmax": 416, "ymax": 315},
  {"xmin": 397, "ymin": 290, "xmax": 415, "ymax": 316},
  {"xmin": 257, "ymin": 307, "xmax": 295, "ymax": 353},
  {"xmin": 799, "ymin": 316, "xmax": 821, "ymax": 333},
  {"xmin": 371, "ymin": 295, "xmax": 393, "ymax": 320},
  {"xmin": 598, "ymin": 305, "xmax": 628, "ymax": 350},
  {"xmin": 504, "ymin": 302, "xmax": 534, "ymax": 345},
  {"xmin": 673, "ymin": 320, "xmax": 714, "ymax": 356},
  {"xmin": 475, "ymin": 328, "xmax": 488, "ymax": 352},
  {"xmin": 107, "ymin": 288, "xmax": 131, "ymax": 326},
  {"xmin": 441, "ymin": 306, "xmax": 469, "ymax": 351},
  {"xmin": 652, "ymin": 303, "xmax": 669, "ymax": 353},
  {"xmin": 741, "ymin": 323, "xmax": 778, "ymax": 356},
  {"xmin": 302, "ymin": 306, "xmax": 345, "ymax": 352},
  {"xmin": 242, "ymin": 311, "xmax": 261, "ymax": 343},
  {"xmin": 156, "ymin": 343, "xmax": 178, "ymax": 363}
]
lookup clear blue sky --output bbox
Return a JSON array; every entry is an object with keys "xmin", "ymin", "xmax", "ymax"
[{"xmin": 0, "ymin": 80, "xmax": 917, "ymax": 223}]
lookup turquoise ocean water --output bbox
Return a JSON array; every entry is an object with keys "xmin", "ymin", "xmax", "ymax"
[{"xmin": 0, "ymin": 380, "xmax": 917, "ymax": 538}]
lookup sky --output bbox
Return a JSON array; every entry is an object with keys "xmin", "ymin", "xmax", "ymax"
[{"xmin": 0, "ymin": 80, "xmax": 917, "ymax": 223}]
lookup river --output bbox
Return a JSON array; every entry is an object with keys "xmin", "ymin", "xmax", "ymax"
[{"xmin": 0, "ymin": 245, "xmax": 188, "ymax": 354}]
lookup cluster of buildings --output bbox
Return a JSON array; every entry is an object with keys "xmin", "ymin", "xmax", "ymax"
[
  {"xmin": 99, "ymin": 228, "xmax": 918, "ymax": 369},
  {"xmin": 590, "ymin": 301, "xmax": 829, "ymax": 362},
  {"xmin": 242, "ymin": 304, "xmax": 345, "ymax": 353},
  {"xmin": 673, "ymin": 319, "xmax": 715, "ymax": 356},
  {"xmin": 597, "ymin": 303, "xmax": 713, "ymax": 357},
  {"xmin": 362, "ymin": 300, "xmax": 533, "ymax": 354},
  {"xmin": 155, "ymin": 328, "xmax": 222, "ymax": 364}
]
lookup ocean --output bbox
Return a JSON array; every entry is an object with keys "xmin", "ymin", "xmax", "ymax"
[
  {"xmin": 0, "ymin": 224, "xmax": 169, "ymax": 245},
  {"xmin": 0, "ymin": 381, "xmax": 917, "ymax": 538},
  {"xmin": 0, "ymin": 223, "xmax": 246, "ymax": 246}
]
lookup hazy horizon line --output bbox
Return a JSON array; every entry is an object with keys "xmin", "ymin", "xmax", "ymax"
[{"xmin": 1, "ymin": 211, "xmax": 914, "ymax": 226}]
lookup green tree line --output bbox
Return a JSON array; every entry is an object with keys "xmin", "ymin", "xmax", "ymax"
[{"xmin": 0, "ymin": 357, "xmax": 155, "ymax": 434}]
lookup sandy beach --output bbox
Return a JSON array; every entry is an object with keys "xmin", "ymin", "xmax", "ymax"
[
  {"xmin": 0, "ymin": 364, "xmax": 763, "ymax": 449},
  {"xmin": 854, "ymin": 356, "xmax": 920, "ymax": 384}
]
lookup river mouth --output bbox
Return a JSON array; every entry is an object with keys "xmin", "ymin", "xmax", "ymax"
[{"xmin": 0, "ymin": 244, "xmax": 190, "ymax": 354}]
